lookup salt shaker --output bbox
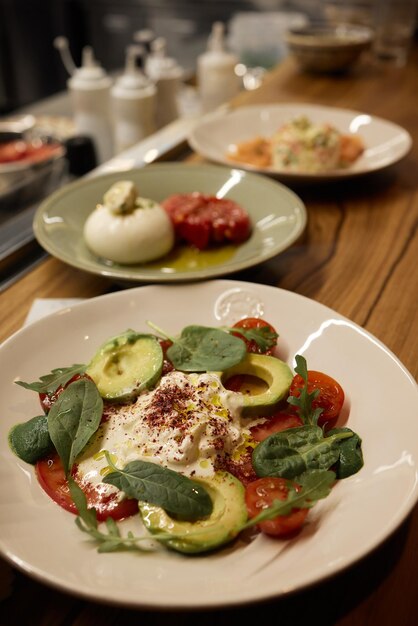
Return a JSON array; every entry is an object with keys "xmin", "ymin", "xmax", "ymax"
[
  {"xmin": 145, "ymin": 37, "xmax": 183, "ymax": 129},
  {"xmin": 197, "ymin": 22, "xmax": 240, "ymax": 113},
  {"xmin": 54, "ymin": 37, "xmax": 114, "ymax": 163},
  {"xmin": 111, "ymin": 45, "xmax": 157, "ymax": 153}
]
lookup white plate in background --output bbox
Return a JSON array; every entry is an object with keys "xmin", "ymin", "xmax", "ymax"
[{"xmin": 188, "ymin": 104, "xmax": 412, "ymax": 182}]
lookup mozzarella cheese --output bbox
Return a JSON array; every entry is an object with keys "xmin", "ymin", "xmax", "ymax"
[
  {"xmin": 83, "ymin": 180, "xmax": 175, "ymax": 264},
  {"xmin": 75, "ymin": 371, "xmax": 250, "ymax": 500}
]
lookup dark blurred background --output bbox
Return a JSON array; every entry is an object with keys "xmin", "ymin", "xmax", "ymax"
[{"xmin": 0, "ymin": 0, "xmax": 324, "ymax": 114}]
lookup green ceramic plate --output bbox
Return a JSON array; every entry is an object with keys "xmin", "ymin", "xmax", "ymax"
[{"xmin": 33, "ymin": 163, "xmax": 307, "ymax": 283}]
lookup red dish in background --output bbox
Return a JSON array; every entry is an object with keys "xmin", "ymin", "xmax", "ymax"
[{"xmin": 0, "ymin": 139, "xmax": 64, "ymax": 165}]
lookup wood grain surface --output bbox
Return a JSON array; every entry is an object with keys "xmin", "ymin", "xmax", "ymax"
[{"xmin": 1, "ymin": 46, "xmax": 417, "ymax": 626}]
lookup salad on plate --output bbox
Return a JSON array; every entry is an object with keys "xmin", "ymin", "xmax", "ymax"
[{"xmin": 9, "ymin": 315, "xmax": 363, "ymax": 555}]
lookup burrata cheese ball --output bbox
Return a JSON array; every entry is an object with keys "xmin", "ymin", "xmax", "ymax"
[{"xmin": 84, "ymin": 180, "xmax": 174, "ymax": 264}]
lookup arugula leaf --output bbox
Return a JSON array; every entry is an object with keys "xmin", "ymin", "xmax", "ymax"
[
  {"xmin": 102, "ymin": 453, "xmax": 213, "ymax": 521},
  {"xmin": 15, "ymin": 364, "xmax": 86, "ymax": 394},
  {"xmin": 287, "ymin": 355, "xmax": 323, "ymax": 425},
  {"xmin": 252, "ymin": 424, "xmax": 353, "ymax": 479},
  {"xmin": 148, "ymin": 322, "xmax": 247, "ymax": 372},
  {"xmin": 48, "ymin": 378, "xmax": 103, "ymax": 474},
  {"xmin": 226, "ymin": 325, "xmax": 278, "ymax": 352},
  {"xmin": 69, "ymin": 478, "xmax": 152, "ymax": 553},
  {"xmin": 240, "ymin": 469, "xmax": 336, "ymax": 530}
]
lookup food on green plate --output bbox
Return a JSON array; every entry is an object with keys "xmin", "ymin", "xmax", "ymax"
[
  {"xmin": 161, "ymin": 192, "xmax": 252, "ymax": 250},
  {"xmin": 227, "ymin": 115, "xmax": 364, "ymax": 173},
  {"xmin": 84, "ymin": 181, "xmax": 252, "ymax": 265},
  {"xmin": 83, "ymin": 180, "xmax": 175, "ymax": 264},
  {"xmin": 10, "ymin": 316, "xmax": 363, "ymax": 555}
]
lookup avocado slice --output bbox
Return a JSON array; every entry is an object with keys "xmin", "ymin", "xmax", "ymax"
[
  {"xmin": 86, "ymin": 330, "xmax": 163, "ymax": 401},
  {"xmin": 139, "ymin": 471, "xmax": 247, "ymax": 554},
  {"xmin": 219, "ymin": 353, "xmax": 293, "ymax": 417}
]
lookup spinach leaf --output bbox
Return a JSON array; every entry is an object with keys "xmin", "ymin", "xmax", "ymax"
[
  {"xmin": 287, "ymin": 355, "xmax": 323, "ymax": 425},
  {"xmin": 47, "ymin": 378, "xmax": 103, "ymax": 474},
  {"xmin": 240, "ymin": 469, "xmax": 336, "ymax": 530},
  {"xmin": 8, "ymin": 414, "xmax": 54, "ymax": 464},
  {"xmin": 103, "ymin": 453, "xmax": 213, "ymax": 521},
  {"xmin": 252, "ymin": 425, "xmax": 353, "ymax": 479},
  {"xmin": 165, "ymin": 325, "xmax": 247, "ymax": 371},
  {"xmin": 326, "ymin": 427, "xmax": 364, "ymax": 478},
  {"xmin": 15, "ymin": 364, "xmax": 86, "ymax": 394}
]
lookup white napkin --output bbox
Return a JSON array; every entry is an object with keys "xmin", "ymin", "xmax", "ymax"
[{"xmin": 24, "ymin": 298, "xmax": 85, "ymax": 325}]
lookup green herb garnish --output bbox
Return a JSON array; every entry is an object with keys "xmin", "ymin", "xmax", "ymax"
[
  {"xmin": 15, "ymin": 364, "xmax": 86, "ymax": 394},
  {"xmin": 287, "ymin": 355, "xmax": 323, "ymax": 425},
  {"xmin": 102, "ymin": 452, "xmax": 213, "ymax": 521},
  {"xmin": 147, "ymin": 322, "xmax": 246, "ymax": 372}
]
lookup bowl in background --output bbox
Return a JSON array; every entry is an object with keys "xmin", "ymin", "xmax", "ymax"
[
  {"xmin": 0, "ymin": 132, "xmax": 66, "ymax": 206},
  {"xmin": 285, "ymin": 24, "xmax": 374, "ymax": 73}
]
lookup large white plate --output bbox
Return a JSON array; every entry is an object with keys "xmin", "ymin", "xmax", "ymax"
[
  {"xmin": 33, "ymin": 163, "xmax": 306, "ymax": 283},
  {"xmin": 1, "ymin": 280, "xmax": 418, "ymax": 609},
  {"xmin": 188, "ymin": 104, "xmax": 413, "ymax": 182}
]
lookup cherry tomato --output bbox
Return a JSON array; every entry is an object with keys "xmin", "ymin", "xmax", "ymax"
[
  {"xmin": 289, "ymin": 370, "xmax": 345, "ymax": 427},
  {"xmin": 245, "ymin": 477, "xmax": 308, "ymax": 537},
  {"xmin": 250, "ymin": 411, "xmax": 303, "ymax": 442},
  {"xmin": 231, "ymin": 317, "xmax": 278, "ymax": 355},
  {"xmin": 159, "ymin": 339, "xmax": 174, "ymax": 375},
  {"xmin": 36, "ymin": 452, "xmax": 138, "ymax": 522},
  {"xmin": 39, "ymin": 373, "xmax": 92, "ymax": 413}
]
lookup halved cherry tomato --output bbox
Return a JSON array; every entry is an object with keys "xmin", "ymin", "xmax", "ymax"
[
  {"xmin": 250, "ymin": 411, "xmax": 303, "ymax": 442},
  {"xmin": 159, "ymin": 339, "xmax": 174, "ymax": 375},
  {"xmin": 39, "ymin": 373, "xmax": 92, "ymax": 414},
  {"xmin": 36, "ymin": 452, "xmax": 138, "ymax": 522},
  {"xmin": 245, "ymin": 477, "xmax": 308, "ymax": 536},
  {"xmin": 231, "ymin": 317, "xmax": 278, "ymax": 355},
  {"xmin": 289, "ymin": 370, "xmax": 345, "ymax": 427}
]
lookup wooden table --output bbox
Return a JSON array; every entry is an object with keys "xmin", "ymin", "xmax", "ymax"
[{"xmin": 1, "ymin": 47, "xmax": 418, "ymax": 625}]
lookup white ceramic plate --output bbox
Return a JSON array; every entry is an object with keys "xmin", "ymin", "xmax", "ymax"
[
  {"xmin": 1, "ymin": 280, "xmax": 418, "ymax": 609},
  {"xmin": 188, "ymin": 104, "xmax": 413, "ymax": 182}
]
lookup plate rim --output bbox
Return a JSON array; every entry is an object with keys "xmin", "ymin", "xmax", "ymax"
[
  {"xmin": 187, "ymin": 103, "xmax": 413, "ymax": 181},
  {"xmin": 1, "ymin": 279, "xmax": 418, "ymax": 609},
  {"xmin": 32, "ymin": 162, "xmax": 307, "ymax": 282}
]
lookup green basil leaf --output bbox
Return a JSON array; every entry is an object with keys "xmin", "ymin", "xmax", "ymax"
[
  {"xmin": 103, "ymin": 458, "xmax": 213, "ymax": 521},
  {"xmin": 326, "ymin": 427, "xmax": 364, "ymax": 478},
  {"xmin": 15, "ymin": 364, "xmax": 86, "ymax": 394},
  {"xmin": 166, "ymin": 325, "xmax": 247, "ymax": 372},
  {"xmin": 47, "ymin": 378, "xmax": 103, "ymax": 474},
  {"xmin": 252, "ymin": 425, "xmax": 353, "ymax": 479}
]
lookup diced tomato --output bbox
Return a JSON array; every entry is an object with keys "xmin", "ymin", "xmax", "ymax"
[
  {"xmin": 289, "ymin": 370, "xmax": 345, "ymax": 427},
  {"xmin": 245, "ymin": 477, "xmax": 308, "ymax": 536},
  {"xmin": 159, "ymin": 338, "xmax": 175, "ymax": 375},
  {"xmin": 39, "ymin": 373, "xmax": 92, "ymax": 413},
  {"xmin": 231, "ymin": 317, "xmax": 278, "ymax": 355},
  {"xmin": 36, "ymin": 452, "xmax": 138, "ymax": 522},
  {"xmin": 161, "ymin": 192, "xmax": 251, "ymax": 250},
  {"xmin": 250, "ymin": 411, "xmax": 303, "ymax": 442}
]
